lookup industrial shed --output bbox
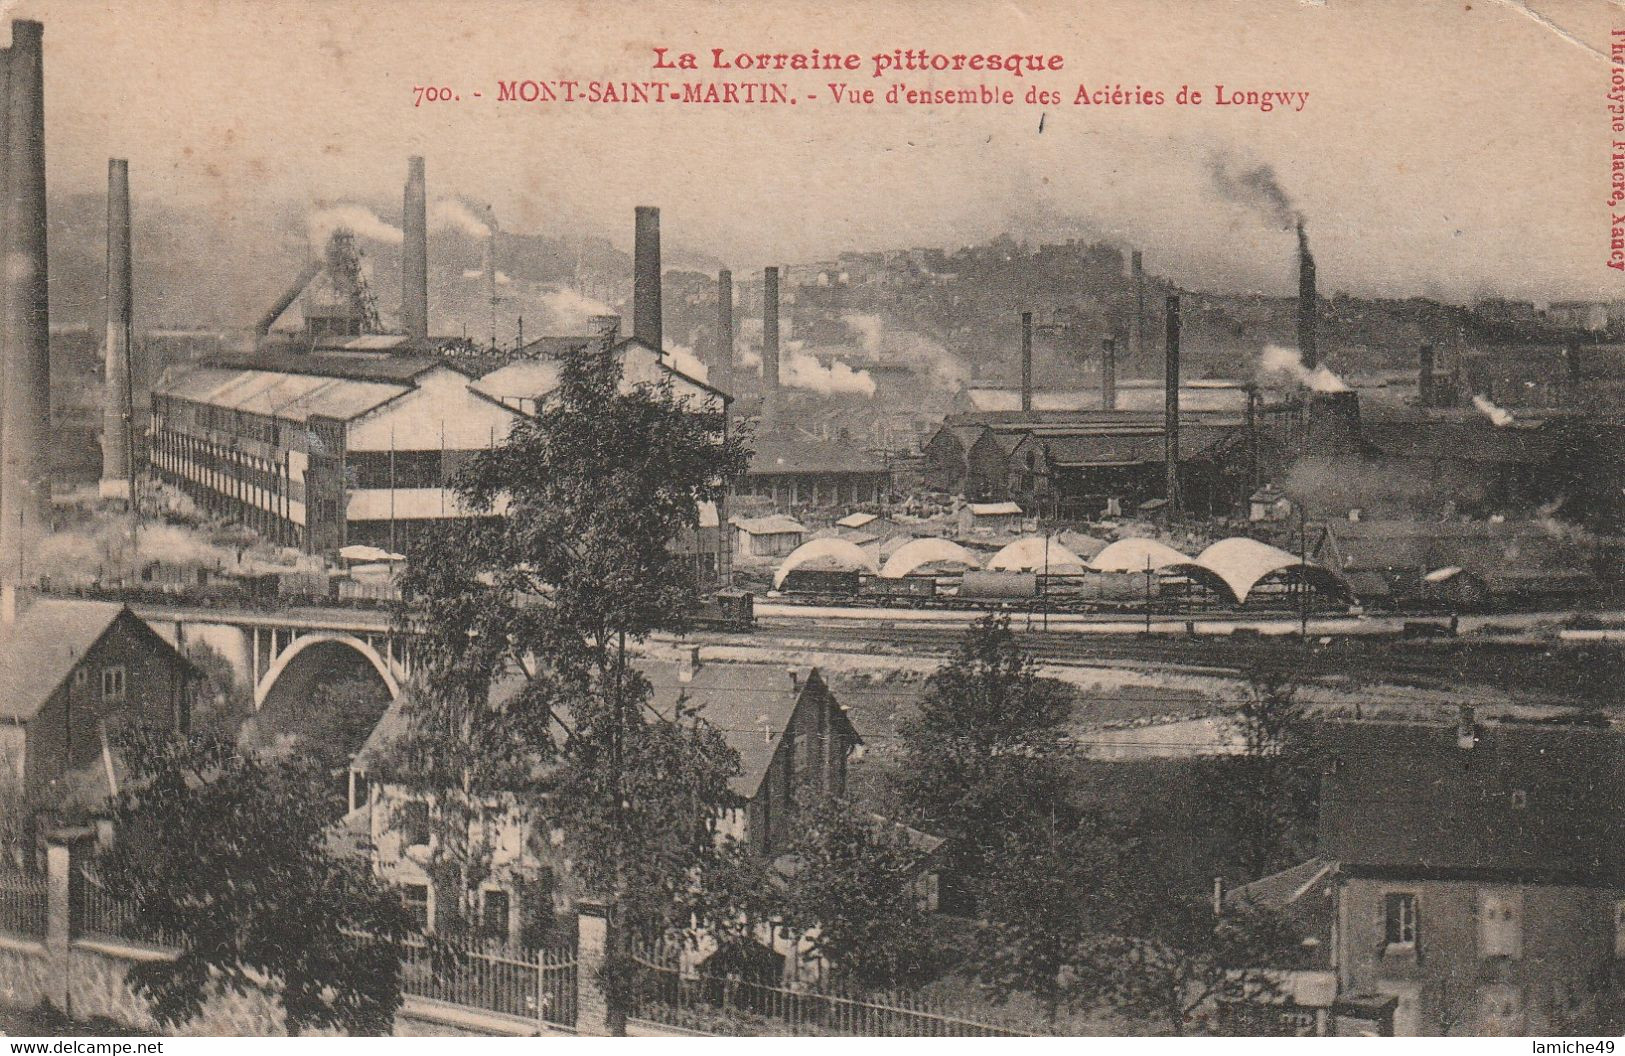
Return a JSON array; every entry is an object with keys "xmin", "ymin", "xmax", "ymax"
[{"xmin": 772, "ymin": 537, "xmax": 878, "ymax": 589}]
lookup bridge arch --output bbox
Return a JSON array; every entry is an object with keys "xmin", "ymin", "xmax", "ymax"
[{"xmin": 253, "ymin": 632, "xmax": 404, "ymax": 710}]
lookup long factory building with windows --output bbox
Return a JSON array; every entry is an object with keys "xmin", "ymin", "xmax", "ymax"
[{"xmin": 151, "ymin": 338, "xmax": 720, "ymax": 555}]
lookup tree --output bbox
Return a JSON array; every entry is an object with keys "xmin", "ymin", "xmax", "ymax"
[
  {"xmin": 1093, "ymin": 868, "xmax": 1303, "ymax": 1036},
  {"xmin": 896, "ymin": 615, "xmax": 1073, "ymax": 901},
  {"xmin": 397, "ymin": 340, "xmax": 753, "ymax": 1033},
  {"xmin": 1204, "ymin": 664, "xmax": 1318, "ymax": 878},
  {"xmin": 973, "ymin": 815, "xmax": 1120, "ymax": 1026},
  {"xmin": 778, "ymin": 796, "xmax": 941, "ymax": 991},
  {"xmin": 100, "ymin": 727, "xmax": 413, "ymax": 1035}
]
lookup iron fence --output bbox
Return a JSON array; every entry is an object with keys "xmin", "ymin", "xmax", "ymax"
[
  {"xmin": 73, "ymin": 863, "xmax": 180, "ymax": 949},
  {"xmin": 400, "ymin": 935, "xmax": 578, "ymax": 1028},
  {"xmin": 0, "ymin": 870, "xmax": 47, "ymax": 940},
  {"xmin": 628, "ymin": 945, "xmax": 1031, "ymax": 1037}
]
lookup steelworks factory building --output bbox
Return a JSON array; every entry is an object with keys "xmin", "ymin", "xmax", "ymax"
[{"xmin": 151, "ymin": 337, "xmax": 719, "ymax": 556}]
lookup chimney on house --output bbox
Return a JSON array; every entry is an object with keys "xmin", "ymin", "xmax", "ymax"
[
  {"xmin": 1417, "ymin": 343, "xmax": 1435, "ymax": 409},
  {"xmin": 1101, "ymin": 336, "xmax": 1117, "ymax": 411},
  {"xmin": 787, "ymin": 668, "xmax": 799, "ymax": 693},
  {"xmin": 1020, "ymin": 311, "xmax": 1033, "ymax": 412},
  {"xmin": 762, "ymin": 266, "xmax": 781, "ymax": 391},
  {"xmin": 715, "ymin": 269, "xmax": 734, "ymax": 397},
  {"xmin": 0, "ymin": 21, "xmax": 52, "ymax": 580},
  {"xmin": 1456, "ymin": 704, "xmax": 1477, "ymax": 751},
  {"xmin": 679, "ymin": 645, "xmax": 702, "ymax": 684},
  {"xmin": 401, "ymin": 156, "xmax": 429, "ymax": 341},
  {"xmin": 1164, "ymin": 295, "xmax": 1181, "ymax": 514},
  {"xmin": 1296, "ymin": 221, "xmax": 1318, "ymax": 370},
  {"xmin": 633, "ymin": 206, "xmax": 662, "ymax": 350},
  {"xmin": 100, "ymin": 158, "xmax": 133, "ymax": 501}
]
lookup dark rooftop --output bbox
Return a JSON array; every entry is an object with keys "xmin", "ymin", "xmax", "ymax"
[{"xmin": 1317, "ymin": 720, "xmax": 1625, "ymax": 883}]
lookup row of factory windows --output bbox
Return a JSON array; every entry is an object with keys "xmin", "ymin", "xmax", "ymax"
[{"xmin": 153, "ymin": 428, "xmax": 308, "ymax": 505}]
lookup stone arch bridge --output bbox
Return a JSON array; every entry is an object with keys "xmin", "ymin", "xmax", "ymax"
[{"xmin": 132, "ymin": 605, "xmax": 416, "ymax": 710}]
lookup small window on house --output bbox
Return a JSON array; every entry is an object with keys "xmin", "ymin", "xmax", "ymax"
[
  {"xmin": 401, "ymin": 883, "xmax": 431, "ymax": 931},
  {"xmin": 482, "ymin": 888, "xmax": 511, "ymax": 942},
  {"xmin": 1510, "ymin": 789, "xmax": 1528, "ymax": 809},
  {"xmin": 72, "ymin": 668, "xmax": 88, "ymax": 688},
  {"xmin": 1478, "ymin": 889, "xmax": 1522, "ymax": 959},
  {"xmin": 398, "ymin": 801, "xmax": 431, "ymax": 849},
  {"xmin": 1384, "ymin": 892, "xmax": 1418, "ymax": 950},
  {"xmin": 101, "ymin": 666, "xmax": 126, "ymax": 701}
]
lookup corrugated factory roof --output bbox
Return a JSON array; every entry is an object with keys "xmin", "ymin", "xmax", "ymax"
[{"xmin": 157, "ymin": 366, "xmax": 411, "ymax": 424}]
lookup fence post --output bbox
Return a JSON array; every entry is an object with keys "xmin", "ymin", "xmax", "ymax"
[
  {"xmin": 43, "ymin": 829, "xmax": 87, "ymax": 1011},
  {"xmin": 574, "ymin": 900, "xmax": 611, "ymax": 1036}
]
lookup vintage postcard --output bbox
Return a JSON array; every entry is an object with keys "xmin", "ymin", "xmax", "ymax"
[{"xmin": 0, "ymin": 0, "xmax": 1621, "ymax": 1043}]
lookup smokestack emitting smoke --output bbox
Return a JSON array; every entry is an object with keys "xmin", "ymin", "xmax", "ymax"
[
  {"xmin": 1258, "ymin": 344, "xmax": 1349, "ymax": 393},
  {"xmin": 1208, "ymin": 157, "xmax": 1320, "ymax": 373},
  {"xmin": 763, "ymin": 266, "xmax": 780, "ymax": 390},
  {"xmin": 716, "ymin": 270, "xmax": 734, "ymax": 396},
  {"xmin": 1165, "ymin": 295, "xmax": 1180, "ymax": 514},
  {"xmin": 401, "ymin": 156, "xmax": 428, "ymax": 340},
  {"xmin": 1297, "ymin": 221, "xmax": 1317, "ymax": 370},
  {"xmin": 634, "ymin": 206, "xmax": 662, "ymax": 350},
  {"xmin": 0, "ymin": 21, "xmax": 51, "ymax": 577},
  {"xmin": 1417, "ymin": 343, "xmax": 1435, "ymax": 409},
  {"xmin": 1020, "ymin": 311, "xmax": 1033, "ymax": 412},
  {"xmin": 101, "ymin": 159, "xmax": 133, "ymax": 500},
  {"xmin": 1101, "ymin": 337, "xmax": 1117, "ymax": 410}
]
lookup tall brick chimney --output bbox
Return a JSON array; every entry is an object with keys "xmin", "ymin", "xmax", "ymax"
[
  {"xmin": 1130, "ymin": 250, "xmax": 1145, "ymax": 362},
  {"xmin": 1164, "ymin": 295, "xmax": 1181, "ymax": 514},
  {"xmin": 1296, "ymin": 221, "xmax": 1317, "ymax": 370},
  {"xmin": 762, "ymin": 266, "xmax": 780, "ymax": 391},
  {"xmin": 0, "ymin": 21, "xmax": 52, "ymax": 578},
  {"xmin": 715, "ymin": 270, "xmax": 734, "ymax": 396},
  {"xmin": 100, "ymin": 159, "xmax": 133, "ymax": 500},
  {"xmin": 633, "ymin": 206, "xmax": 662, "ymax": 350},
  {"xmin": 1020, "ymin": 312, "xmax": 1033, "ymax": 412},
  {"xmin": 401, "ymin": 156, "xmax": 428, "ymax": 341},
  {"xmin": 1101, "ymin": 336, "xmax": 1117, "ymax": 411}
]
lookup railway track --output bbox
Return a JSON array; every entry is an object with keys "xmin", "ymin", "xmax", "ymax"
[{"xmin": 682, "ymin": 619, "xmax": 1595, "ymax": 699}]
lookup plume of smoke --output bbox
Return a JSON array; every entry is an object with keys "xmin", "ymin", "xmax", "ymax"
[
  {"xmin": 1285, "ymin": 455, "xmax": 1486, "ymax": 517},
  {"xmin": 1472, "ymin": 394, "xmax": 1515, "ymax": 427},
  {"xmin": 736, "ymin": 318, "xmax": 764, "ymax": 369},
  {"xmin": 495, "ymin": 271, "xmax": 511, "ymax": 286},
  {"xmin": 841, "ymin": 313, "xmax": 970, "ymax": 389},
  {"xmin": 1257, "ymin": 343, "xmax": 1348, "ymax": 392},
  {"xmin": 1210, "ymin": 155, "xmax": 1301, "ymax": 230},
  {"xmin": 306, "ymin": 205, "xmax": 403, "ymax": 250},
  {"xmin": 784, "ymin": 344, "xmax": 876, "ymax": 397},
  {"xmin": 541, "ymin": 287, "xmax": 615, "ymax": 331},
  {"xmin": 430, "ymin": 198, "xmax": 492, "ymax": 239},
  {"xmin": 665, "ymin": 342, "xmax": 710, "ymax": 383}
]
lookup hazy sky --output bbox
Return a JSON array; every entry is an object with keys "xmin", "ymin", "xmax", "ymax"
[{"xmin": 13, "ymin": 0, "xmax": 1620, "ymax": 302}]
